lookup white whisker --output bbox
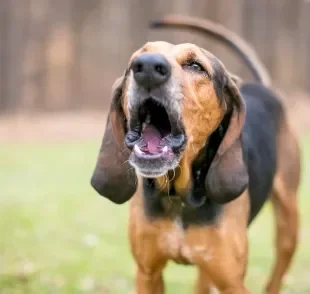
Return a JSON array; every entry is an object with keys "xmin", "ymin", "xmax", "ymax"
[
  {"xmin": 125, "ymin": 167, "xmax": 135, "ymax": 175},
  {"xmin": 177, "ymin": 164, "xmax": 183, "ymax": 175},
  {"xmin": 120, "ymin": 148, "xmax": 129, "ymax": 154},
  {"xmin": 123, "ymin": 159, "xmax": 130, "ymax": 165},
  {"xmin": 170, "ymin": 169, "xmax": 176, "ymax": 182},
  {"xmin": 166, "ymin": 174, "xmax": 172, "ymax": 204}
]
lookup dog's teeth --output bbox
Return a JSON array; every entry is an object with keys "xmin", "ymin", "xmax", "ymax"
[
  {"xmin": 134, "ymin": 144, "xmax": 144, "ymax": 155},
  {"xmin": 145, "ymin": 114, "xmax": 150, "ymax": 124},
  {"xmin": 142, "ymin": 114, "xmax": 150, "ymax": 131},
  {"xmin": 162, "ymin": 146, "xmax": 168, "ymax": 152}
]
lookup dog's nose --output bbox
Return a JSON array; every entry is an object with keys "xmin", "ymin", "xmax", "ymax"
[{"xmin": 131, "ymin": 53, "xmax": 171, "ymax": 89}]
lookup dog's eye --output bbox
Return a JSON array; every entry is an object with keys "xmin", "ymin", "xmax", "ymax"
[
  {"xmin": 190, "ymin": 62, "xmax": 204, "ymax": 71},
  {"xmin": 183, "ymin": 61, "xmax": 206, "ymax": 73}
]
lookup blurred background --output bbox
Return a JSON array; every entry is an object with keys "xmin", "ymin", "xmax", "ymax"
[{"xmin": 1, "ymin": 0, "xmax": 310, "ymax": 293}]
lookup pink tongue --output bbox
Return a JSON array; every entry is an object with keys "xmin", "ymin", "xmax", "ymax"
[{"xmin": 142, "ymin": 124, "xmax": 162, "ymax": 154}]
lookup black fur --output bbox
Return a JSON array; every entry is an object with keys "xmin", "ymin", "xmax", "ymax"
[
  {"xmin": 240, "ymin": 83, "xmax": 283, "ymax": 224},
  {"xmin": 142, "ymin": 178, "xmax": 222, "ymax": 229}
]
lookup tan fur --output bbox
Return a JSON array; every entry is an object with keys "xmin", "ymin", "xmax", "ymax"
[{"xmin": 129, "ymin": 179, "xmax": 250, "ymax": 294}]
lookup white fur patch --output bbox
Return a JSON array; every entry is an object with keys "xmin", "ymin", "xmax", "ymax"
[
  {"xmin": 204, "ymin": 252, "xmax": 212, "ymax": 262},
  {"xmin": 193, "ymin": 245, "xmax": 205, "ymax": 252},
  {"xmin": 210, "ymin": 287, "xmax": 219, "ymax": 294},
  {"xmin": 181, "ymin": 245, "xmax": 193, "ymax": 262},
  {"xmin": 159, "ymin": 217, "xmax": 184, "ymax": 257}
]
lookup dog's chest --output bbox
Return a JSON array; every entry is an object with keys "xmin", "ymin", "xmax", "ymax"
[{"xmin": 157, "ymin": 216, "xmax": 213, "ymax": 265}]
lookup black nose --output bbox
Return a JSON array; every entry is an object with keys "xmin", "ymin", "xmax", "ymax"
[{"xmin": 131, "ymin": 53, "xmax": 171, "ymax": 89}]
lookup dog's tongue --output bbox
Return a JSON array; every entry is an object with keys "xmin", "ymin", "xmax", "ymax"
[{"xmin": 142, "ymin": 124, "xmax": 162, "ymax": 154}]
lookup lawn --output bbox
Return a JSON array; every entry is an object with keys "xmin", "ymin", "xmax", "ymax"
[{"xmin": 0, "ymin": 137, "xmax": 309, "ymax": 293}]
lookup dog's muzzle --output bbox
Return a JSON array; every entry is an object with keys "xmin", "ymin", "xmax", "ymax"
[{"xmin": 124, "ymin": 53, "xmax": 186, "ymax": 178}]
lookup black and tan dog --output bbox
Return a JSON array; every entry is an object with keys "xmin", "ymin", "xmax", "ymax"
[{"xmin": 91, "ymin": 15, "xmax": 300, "ymax": 294}]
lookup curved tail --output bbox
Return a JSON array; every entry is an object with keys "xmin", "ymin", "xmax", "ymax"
[{"xmin": 150, "ymin": 14, "xmax": 271, "ymax": 87}]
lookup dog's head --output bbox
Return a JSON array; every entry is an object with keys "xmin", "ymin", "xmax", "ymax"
[{"xmin": 91, "ymin": 41, "xmax": 248, "ymax": 206}]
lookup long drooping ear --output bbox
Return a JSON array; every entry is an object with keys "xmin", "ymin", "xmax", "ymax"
[
  {"xmin": 205, "ymin": 77, "xmax": 248, "ymax": 204},
  {"xmin": 90, "ymin": 74, "xmax": 137, "ymax": 204}
]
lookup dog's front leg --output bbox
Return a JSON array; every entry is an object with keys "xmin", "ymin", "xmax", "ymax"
[
  {"xmin": 136, "ymin": 265, "xmax": 165, "ymax": 294},
  {"xmin": 129, "ymin": 203, "xmax": 168, "ymax": 294},
  {"xmin": 131, "ymin": 233, "xmax": 167, "ymax": 294}
]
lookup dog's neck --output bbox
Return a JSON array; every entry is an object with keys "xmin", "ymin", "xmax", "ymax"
[
  {"xmin": 138, "ymin": 176, "xmax": 222, "ymax": 228},
  {"xmin": 135, "ymin": 142, "xmax": 222, "ymax": 225}
]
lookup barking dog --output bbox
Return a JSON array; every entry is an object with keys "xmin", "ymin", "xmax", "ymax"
[{"xmin": 91, "ymin": 15, "xmax": 300, "ymax": 294}]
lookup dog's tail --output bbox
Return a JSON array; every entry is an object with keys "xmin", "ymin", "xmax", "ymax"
[{"xmin": 151, "ymin": 14, "xmax": 271, "ymax": 87}]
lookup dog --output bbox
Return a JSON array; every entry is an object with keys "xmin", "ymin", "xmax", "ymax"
[{"xmin": 91, "ymin": 15, "xmax": 300, "ymax": 294}]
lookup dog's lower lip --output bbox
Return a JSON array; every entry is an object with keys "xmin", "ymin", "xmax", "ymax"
[
  {"xmin": 137, "ymin": 170, "xmax": 166, "ymax": 178},
  {"xmin": 133, "ymin": 144, "xmax": 171, "ymax": 159}
]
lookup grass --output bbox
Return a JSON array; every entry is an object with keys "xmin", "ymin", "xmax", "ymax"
[{"xmin": 0, "ymin": 137, "xmax": 310, "ymax": 293}]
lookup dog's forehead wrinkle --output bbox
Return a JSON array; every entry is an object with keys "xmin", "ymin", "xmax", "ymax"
[{"xmin": 140, "ymin": 42, "xmax": 203, "ymax": 62}]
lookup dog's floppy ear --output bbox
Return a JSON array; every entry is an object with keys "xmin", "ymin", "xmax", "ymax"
[
  {"xmin": 205, "ymin": 76, "xmax": 248, "ymax": 204},
  {"xmin": 90, "ymin": 74, "xmax": 137, "ymax": 204}
]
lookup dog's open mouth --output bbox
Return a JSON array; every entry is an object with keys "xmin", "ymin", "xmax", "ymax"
[
  {"xmin": 136, "ymin": 99, "xmax": 172, "ymax": 156},
  {"xmin": 125, "ymin": 98, "xmax": 186, "ymax": 177}
]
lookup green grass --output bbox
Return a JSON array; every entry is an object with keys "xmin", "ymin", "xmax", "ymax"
[{"xmin": 0, "ymin": 137, "xmax": 310, "ymax": 293}]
